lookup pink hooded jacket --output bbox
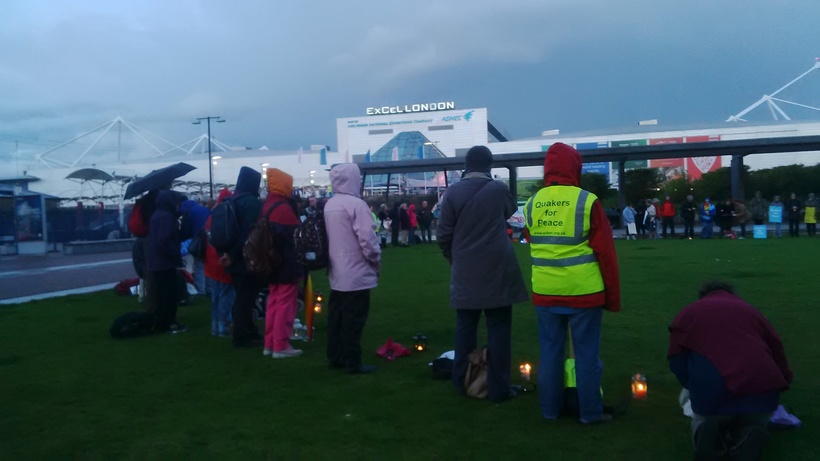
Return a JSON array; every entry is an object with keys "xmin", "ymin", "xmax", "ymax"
[{"xmin": 324, "ymin": 163, "xmax": 381, "ymax": 291}]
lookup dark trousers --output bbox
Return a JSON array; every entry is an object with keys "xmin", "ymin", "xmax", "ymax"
[
  {"xmin": 391, "ymin": 225, "xmax": 400, "ymax": 247},
  {"xmin": 683, "ymin": 217, "xmax": 695, "ymax": 239},
  {"xmin": 738, "ymin": 222, "xmax": 747, "ymax": 238},
  {"xmin": 419, "ymin": 223, "xmax": 432, "ymax": 243},
  {"xmin": 662, "ymin": 217, "xmax": 675, "ymax": 237},
  {"xmin": 327, "ymin": 289, "xmax": 370, "ymax": 371},
  {"xmin": 789, "ymin": 218, "xmax": 800, "ymax": 237},
  {"xmin": 232, "ymin": 273, "xmax": 262, "ymax": 345},
  {"xmin": 452, "ymin": 306, "xmax": 512, "ymax": 402},
  {"xmin": 153, "ymin": 269, "xmax": 178, "ymax": 330},
  {"xmin": 142, "ymin": 240, "xmax": 157, "ymax": 314},
  {"xmin": 808, "ymin": 223, "xmax": 817, "ymax": 236}
]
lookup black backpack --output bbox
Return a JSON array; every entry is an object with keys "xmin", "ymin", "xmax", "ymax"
[
  {"xmin": 110, "ymin": 311, "xmax": 155, "ymax": 339},
  {"xmin": 209, "ymin": 197, "xmax": 240, "ymax": 253},
  {"xmin": 243, "ymin": 202, "xmax": 286, "ymax": 282},
  {"xmin": 293, "ymin": 211, "xmax": 329, "ymax": 271}
]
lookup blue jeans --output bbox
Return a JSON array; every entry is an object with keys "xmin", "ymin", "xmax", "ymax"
[
  {"xmin": 701, "ymin": 221, "xmax": 713, "ymax": 239},
  {"xmin": 209, "ymin": 279, "xmax": 235, "ymax": 336},
  {"xmin": 536, "ymin": 306, "xmax": 603, "ymax": 423},
  {"xmin": 773, "ymin": 222, "xmax": 782, "ymax": 238},
  {"xmin": 193, "ymin": 259, "xmax": 206, "ymax": 294}
]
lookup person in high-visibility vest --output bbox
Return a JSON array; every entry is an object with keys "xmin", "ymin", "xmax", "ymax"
[{"xmin": 523, "ymin": 143, "xmax": 621, "ymax": 424}]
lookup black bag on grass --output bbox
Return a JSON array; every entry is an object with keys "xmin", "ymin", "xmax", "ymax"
[{"xmin": 110, "ymin": 311, "xmax": 155, "ymax": 339}]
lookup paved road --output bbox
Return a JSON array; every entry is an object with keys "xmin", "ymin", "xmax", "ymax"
[{"xmin": 0, "ymin": 251, "xmax": 136, "ymax": 302}]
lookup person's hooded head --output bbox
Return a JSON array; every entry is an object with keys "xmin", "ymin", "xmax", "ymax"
[
  {"xmin": 235, "ymin": 166, "xmax": 262, "ymax": 196},
  {"xmin": 265, "ymin": 168, "xmax": 293, "ymax": 199},
  {"xmin": 544, "ymin": 142, "xmax": 582, "ymax": 187},
  {"xmin": 216, "ymin": 188, "xmax": 232, "ymax": 205},
  {"xmin": 156, "ymin": 190, "xmax": 179, "ymax": 214},
  {"xmin": 408, "ymin": 203, "xmax": 415, "ymax": 214},
  {"xmin": 464, "ymin": 145, "xmax": 493, "ymax": 174},
  {"xmin": 329, "ymin": 163, "xmax": 361, "ymax": 198}
]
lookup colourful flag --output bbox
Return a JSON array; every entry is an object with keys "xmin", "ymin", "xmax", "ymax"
[
  {"xmin": 320, "ymin": 148, "xmax": 327, "ymax": 165},
  {"xmin": 365, "ymin": 149, "xmax": 371, "ymax": 163},
  {"xmin": 392, "ymin": 146, "xmax": 399, "ymax": 162}
]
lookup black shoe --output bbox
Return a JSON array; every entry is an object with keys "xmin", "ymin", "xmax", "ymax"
[
  {"xmin": 328, "ymin": 361, "xmax": 345, "ymax": 369},
  {"xmin": 346, "ymin": 364, "xmax": 376, "ymax": 374},
  {"xmin": 233, "ymin": 338, "xmax": 263, "ymax": 348},
  {"xmin": 729, "ymin": 426, "xmax": 769, "ymax": 461},
  {"xmin": 581, "ymin": 413, "xmax": 613, "ymax": 425},
  {"xmin": 491, "ymin": 388, "xmax": 518, "ymax": 403}
]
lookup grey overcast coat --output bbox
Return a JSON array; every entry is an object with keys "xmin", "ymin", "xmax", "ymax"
[{"xmin": 436, "ymin": 172, "xmax": 528, "ymax": 310}]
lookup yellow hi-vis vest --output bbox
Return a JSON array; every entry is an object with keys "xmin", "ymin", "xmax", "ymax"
[{"xmin": 524, "ymin": 186, "xmax": 604, "ymax": 296}]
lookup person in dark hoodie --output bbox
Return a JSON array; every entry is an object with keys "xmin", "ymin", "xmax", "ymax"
[
  {"xmin": 220, "ymin": 166, "xmax": 263, "ymax": 348},
  {"xmin": 437, "ymin": 145, "xmax": 529, "ymax": 402},
  {"xmin": 146, "ymin": 190, "xmax": 186, "ymax": 333},
  {"xmin": 786, "ymin": 192, "xmax": 801, "ymax": 237},
  {"xmin": 680, "ymin": 195, "xmax": 697, "ymax": 240},
  {"xmin": 389, "ymin": 202, "xmax": 401, "ymax": 247},
  {"xmin": 523, "ymin": 142, "xmax": 620, "ymax": 424},
  {"xmin": 668, "ymin": 281, "xmax": 792, "ymax": 460}
]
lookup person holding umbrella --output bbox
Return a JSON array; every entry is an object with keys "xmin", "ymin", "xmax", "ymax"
[{"xmin": 146, "ymin": 190, "xmax": 187, "ymax": 333}]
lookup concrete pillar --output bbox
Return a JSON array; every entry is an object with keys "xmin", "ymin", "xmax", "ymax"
[
  {"xmin": 508, "ymin": 166, "xmax": 518, "ymax": 201},
  {"xmin": 618, "ymin": 161, "xmax": 626, "ymax": 210},
  {"xmin": 731, "ymin": 155, "xmax": 745, "ymax": 199}
]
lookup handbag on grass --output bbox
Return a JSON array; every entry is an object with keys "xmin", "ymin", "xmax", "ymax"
[{"xmin": 465, "ymin": 347, "xmax": 488, "ymax": 399}]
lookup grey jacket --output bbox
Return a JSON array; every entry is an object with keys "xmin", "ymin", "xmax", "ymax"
[{"xmin": 436, "ymin": 172, "xmax": 528, "ymax": 310}]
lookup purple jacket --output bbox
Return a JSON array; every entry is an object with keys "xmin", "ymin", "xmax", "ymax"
[{"xmin": 324, "ymin": 163, "xmax": 381, "ymax": 291}]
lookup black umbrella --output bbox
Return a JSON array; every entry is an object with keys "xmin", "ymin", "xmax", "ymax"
[{"xmin": 123, "ymin": 162, "xmax": 196, "ymax": 199}]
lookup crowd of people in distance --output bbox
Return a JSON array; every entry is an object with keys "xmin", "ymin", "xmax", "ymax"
[
  {"xmin": 127, "ymin": 142, "xmax": 794, "ymax": 460},
  {"xmin": 621, "ymin": 191, "xmax": 817, "ymax": 240}
]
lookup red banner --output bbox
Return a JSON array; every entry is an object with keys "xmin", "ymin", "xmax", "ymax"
[
  {"xmin": 686, "ymin": 157, "xmax": 722, "ymax": 179},
  {"xmin": 684, "ymin": 135, "xmax": 722, "ymax": 179}
]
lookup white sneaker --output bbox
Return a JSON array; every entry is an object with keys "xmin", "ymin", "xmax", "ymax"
[
  {"xmin": 273, "ymin": 346, "xmax": 303, "ymax": 358},
  {"xmin": 263, "ymin": 348, "xmax": 272, "ymax": 356}
]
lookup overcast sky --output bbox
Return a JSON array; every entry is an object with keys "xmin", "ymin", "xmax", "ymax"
[{"xmin": 2, "ymin": 0, "xmax": 820, "ymax": 164}]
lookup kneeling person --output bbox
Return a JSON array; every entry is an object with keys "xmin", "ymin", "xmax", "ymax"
[{"xmin": 668, "ymin": 281, "xmax": 793, "ymax": 459}]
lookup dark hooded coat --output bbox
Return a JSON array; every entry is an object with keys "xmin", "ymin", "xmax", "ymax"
[
  {"xmin": 146, "ymin": 190, "xmax": 182, "ymax": 272},
  {"xmin": 226, "ymin": 166, "xmax": 262, "ymax": 275}
]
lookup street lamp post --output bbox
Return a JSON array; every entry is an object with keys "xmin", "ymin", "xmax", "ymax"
[{"xmin": 193, "ymin": 116, "xmax": 225, "ymax": 199}]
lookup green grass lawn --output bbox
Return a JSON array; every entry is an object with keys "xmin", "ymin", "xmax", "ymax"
[{"xmin": 1, "ymin": 238, "xmax": 818, "ymax": 459}]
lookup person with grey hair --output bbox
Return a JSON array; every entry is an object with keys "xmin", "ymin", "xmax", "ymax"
[
  {"xmin": 437, "ymin": 145, "xmax": 528, "ymax": 402},
  {"xmin": 680, "ymin": 195, "xmax": 697, "ymax": 240}
]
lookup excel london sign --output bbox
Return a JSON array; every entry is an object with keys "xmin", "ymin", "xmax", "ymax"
[{"xmin": 366, "ymin": 101, "xmax": 455, "ymax": 116}]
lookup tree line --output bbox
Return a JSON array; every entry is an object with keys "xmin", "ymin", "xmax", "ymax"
[{"xmin": 525, "ymin": 163, "xmax": 820, "ymax": 208}]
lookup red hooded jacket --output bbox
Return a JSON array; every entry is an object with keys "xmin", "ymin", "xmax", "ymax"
[
  {"xmin": 529, "ymin": 143, "xmax": 621, "ymax": 312},
  {"xmin": 204, "ymin": 189, "xmax": 233, "ymax": 284}
]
